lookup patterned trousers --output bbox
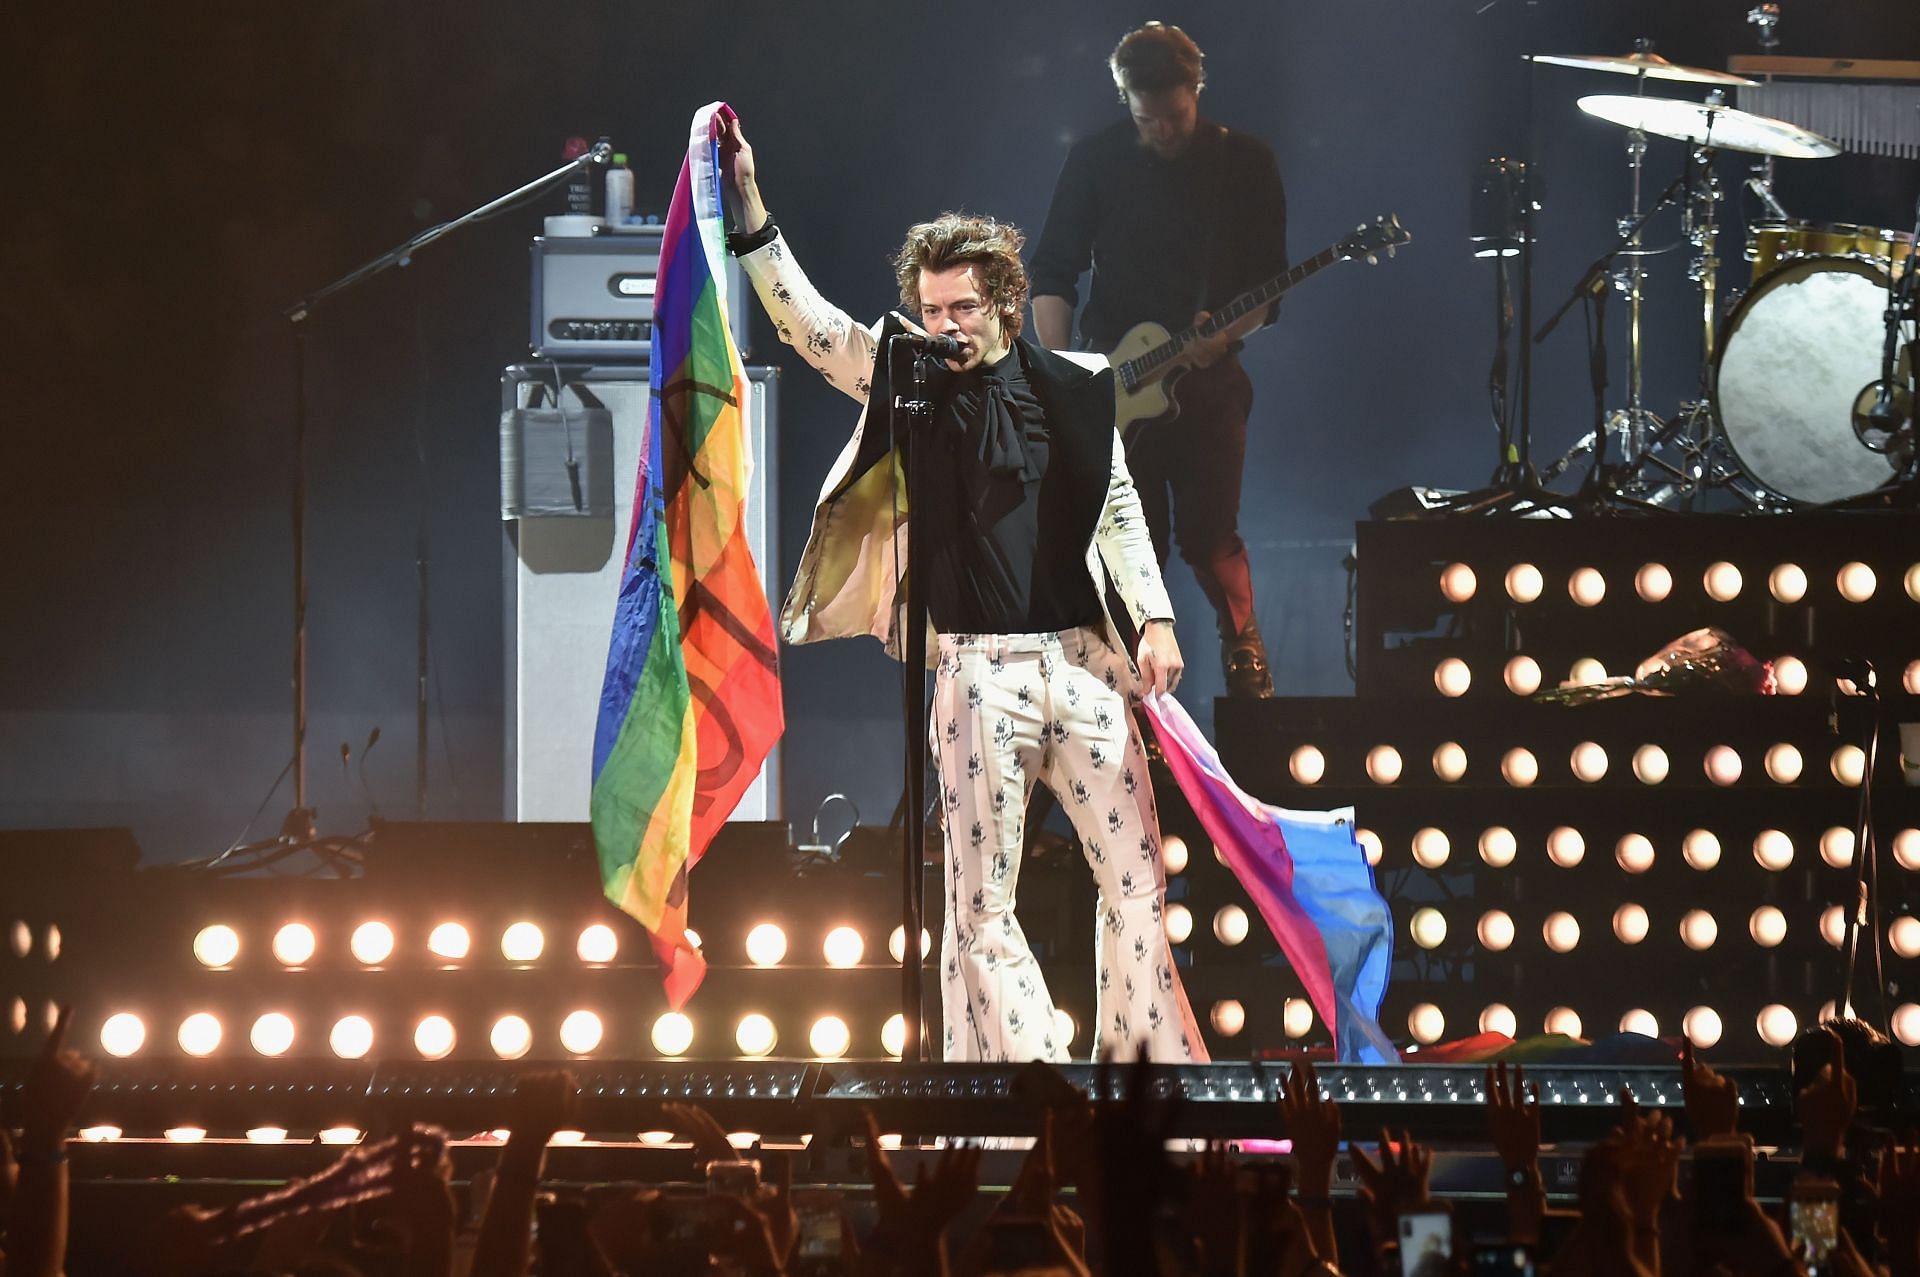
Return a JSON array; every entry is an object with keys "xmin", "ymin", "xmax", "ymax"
[{"xmin": 931, "ymin": 626, "xmax": 1208, "ymax": 1064}]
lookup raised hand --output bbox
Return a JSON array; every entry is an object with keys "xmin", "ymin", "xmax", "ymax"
[
  {"xmin": 22, "ymin": 1005, "xmax": 96, "ymax": 1151},
  {"xmin": 1485, "ymin": 1061, "xmax": 1541, "ymax": 1173},
  {"xmin": 662, "ymin": 1100, "xmax": 738, "ymax": 1170},
  {"xmin": 1183, "ymin": 1141, "xmax": 1246, "ymax": 1275},
  {"xmin": 1612, "ymin": 1096, "xmax": 1681, "ymax": 1235},
  {"xmin": 1681, "ymin": 1040, "xmax": 1740, "ymax": 1140},
  {"xmin": 1350, "ymin": 1127, "xmax": 1432, "ymax": 1243},
  {"xmin": 712, "ymin": 110, "xmax": 769, "ymax": 236},
  {"xmin": 1280, "ymin": 1057, "xmax": 1342, "ymax": 1196},
  {"xmin": 859, "ymin": 1109, "xmax": 979, "ymax": 1276},
  {"xmin": 504, "ymin": 1068, "xmax": 577, "ymax": 1151},
  {"xmin": 1798, "ymin": 1027, "xmax": 1859, "ymax": 1160}
]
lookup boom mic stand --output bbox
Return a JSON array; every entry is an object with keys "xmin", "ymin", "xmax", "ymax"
[{"xmin": 273, "ymin": 141, "xmax": 610, "ymax": 843}]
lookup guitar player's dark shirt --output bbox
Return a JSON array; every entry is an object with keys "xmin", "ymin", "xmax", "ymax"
[{"xmin": 1030, "ymin": 118, "xmax": 1288, "ymax": 353}]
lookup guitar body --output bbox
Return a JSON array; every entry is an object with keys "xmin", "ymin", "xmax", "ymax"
[{"xmin": 1109, "ymin": 320, "xmax": 1188, "ymax": 447}]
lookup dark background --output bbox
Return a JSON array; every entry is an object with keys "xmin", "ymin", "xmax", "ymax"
[{"xmin": 4, "ymin": 2, "xmax": 1915, "ymax": 861}]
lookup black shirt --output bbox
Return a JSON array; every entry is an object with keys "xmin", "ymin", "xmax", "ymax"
[
  {"xmin": 916, "ymin": 346, "xmax": 1106, "ymax": 635},
  {"xmin": 1030, "ymin": 118, "xmax": 1289, "ymax": 353}
]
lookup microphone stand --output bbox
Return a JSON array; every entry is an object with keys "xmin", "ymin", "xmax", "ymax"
[
  {"xmin": 1836, "ymin": 662, "xmax": 1889, "ymax": 1031},
  {"xmin": 276, "ymin": 142, "xmax": 609, "ymax": 838}
]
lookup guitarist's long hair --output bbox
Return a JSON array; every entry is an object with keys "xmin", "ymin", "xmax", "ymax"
[{"xmin": 892, "ymin": 213, "xmax": 1029, "ymax": 339}]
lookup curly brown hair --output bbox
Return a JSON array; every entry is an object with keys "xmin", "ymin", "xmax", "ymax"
[
  {"xmin": 893, "ymin": 212, "xmax": 1028, "ymax": 339},
  {"xmin": 1109, "ymin": 22, "xmax": 1206, "ymax": 99}
]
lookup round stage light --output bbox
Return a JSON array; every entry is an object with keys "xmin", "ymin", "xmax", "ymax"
[
  {"xmin": 1545, "ymin": 1006, "xmax": 1583, "ymax": 1038},
  {"xmin": 745, "ymin": 923, "xmax": 788, "ymax": 967},
  {"xmin": 1685, "ymin": 1006, "xmax": 1724, "ymax": 1049},
  {"xmin": 1501, "ymin": 748, "xmax": 1539, "ymax": 787},
  {"xmin": 1440, "ymin": 562, "xmax": 1477, "ymax": 603},
  {"xmin": 1764, "ymin": 743, "xmax": 1804, "ymax": 785},
  {"xmin": 1837, "ymin": 561, "xmax": 1878, "ymax": 602},
  {"xmin": 1211, "ymin": 999, "xmax": 1247, "ymax": 1037},
  {"xmin": 1750, "ymin": 906, "xmax": 1788, "ymax": 948},
  {"xmin": 1477, "ymin": 910, "xmax": 1515, "ymax": 952},
  {"xmin": 1543, "ymin": 911, "xmax": 1580, "ymax": 953},
  {"xmin": 1616, "ymin": 833, "xmax": 1655, "ymax": 874},
  {"xmin": 1570, "ymin": 741, "xmax": 1609, "ymax": 783},
  {"xmin": 319, "ymin": 1127, "xmax": 363, "ymax": 1145},
  {"xmin": 1213, "ymin": 904, "xmax": 1250, "ymax": 946},
  {"xmin": 1821, "ymin": 827, "xmax": 1856, "ymax": 869},
  {"xmin": 1408, "ymin": 1003, "xmax": 1445, "ymax": 1045},
  {"xmin": 1821, "ymin": 905, "xmax": 1849, "ymax": 949},
  {"xmin": 823, "ymin": 926, "xmax": 865, "ymax": 968},
  {"xmin": 490, "ymin": 1015, "xmax": 533, "ymax": 1060},
  {"xmin": 577, "ymin": 924, "xmax": 618, "ymax": 965},
  {"xmin": 1754, "ymin": 829, "xmax": 1794, "ymax": 871},
  {"xmin": 1680, "ymin": 909, "xmax": 1718, "ymax": 951},
  {"xmin": 651, "ymin": 1012, "xmax": 694, "ymax": 1057},
  {"xmin": 1505, "ymin": 562, "xmax": 1543, "ymax": 603},
  {"xmin": 1613, "ymin": 903, "xmax": 1649, "ymax": 945},
  {"xmin": 736, "ymin": 1013, "xmax": 777, "ymax": 1058},
  {"xmin": 7, "ymin": 921, "xmax": 27, "ymax": 960},
  {"xmin": 1704, "ymin": 560, "xmax": 1743, "ymax": 602},
  {"xmin": 414, "ymin": 1015, "xmax": 455, "ymax": 1060},
  {"xmin": 1683, "ymin": 829, "xmax": 1722, "ymax": 871},
  {"xmin": 1356, "ymin": 828, "xmax": 1384, "ymax": 866},
  {"xmin": 1757, "ymin": 1004, "xmax": 1799, "ymax": 1047},
  {"xmin": 1773, "ymin": 654, "xmax": 1810, "ymax": 695},
  {"xmin": 1288, "ymin": 746, "xmax": 1326, "ymax": 785},
  {"xmin": 809, "ymin": 1015, "xmax": 851, "ymax": 1059},
  {"xmin": 330, "ymin": 1015, "xmax": 374, "ymax": 1060},
  {"xmin": 6, "ymin": 997, "xmax": 22, "ymax": 1035},
  {"xmin": 1569, "ymin": 567, "xmax": 1606, "ymax": 606},
  {"xmin": 1636, "ymin": 562, "xmax": 1673, "ymax": 602},
  {"xmin": 1907, "ymin": 563, "xmax": 1920, "ymax": 602},
  {"xmin": 350, "ymin": 921, "xmax": 395, "ymax": 966},
  {"xmin": 1162, "ymin": 835, "xmax": 1190, "ymax": 874},
  {"xmin": 1895, "ymin": 1004, "xmax": 1920, "ymax": 1047},
  {"xmin": 1547, "ymin": 826, "xmax": 1585, "ymax": 869},
  {"xmin": 560, "ymin": 1010, "xmax": 603, "ymax": 1055},
  {"xmin": 250, "ymin": 1012, "xmax": 295, "ymax": 1057},
  {"xmin": 1283, "ymin": 998, "xmax": 1314, "ymax": 1038},
  {"xmin": 1504, "ymin": 655, "xmax": 1542, "ymax": 696},
  {"xmin": 1410, "ymin": 907, "xmax": 1447, "ymax": 950},
  {"xmin": 1479, "ymin": 826, "xmax": 1517, "ymax": 868},
  {"xmin": 1632, "ymin": 744, "xmax": 1670, "ymax": 785},
  {"xmin": 501, "ymin": 922, "xmax": 545, "ymax": 963},
  {"xmin": 881, "ymin": 1013, "xmax": 906, "ymax": 1058},
  {"xmin": 1769, "ymin": 562, "xmax": 1808, "ymax": 603},
  {"xmin": 1412, "ymin": 827, "xmax": 1450, "ymax": 868},
  {"xmin": 78, "ymin": 1125, "xmax": 121, "ymax": 1143},
  {"xmin": 1434, "ymin": 658, "xmax": 1471, "ymax": 697},
  {"xmin": 888, "ymin": 926, "xmax": 932, "ymax": 964},
  {"xmin": 193, "ymin": 924, "xmax": 240, "ymax": 968},
  {"xmin": 1165, "ymin": 903, "xmax": 1194, "ymax": 944},
  {"xmin": 1907, "ymin": 662, "xmax": 1920, "ymax": 695},
  {"xmin": 1365, "ymin": 745, "xmax": 1403, "ymax": 785},
  {"xmin": 1054, "ymin": 1008, "xmax": 1077, "ymax": 1049},
  {"xmin": 1832, "ymin": 744, "xmax": 1867, "ymax": 787},
  {"xmin": 1704, "ymin": 745, "xmax": 1744, "ymax": 787},
  {"xmin": 165, "ymin": 1127, "xmax": 207, "ymax": 1144},
  {"xmin": 1620, "ymin": 1008, "xmax": 1659, "ymax": 1038},
  {"xmin": 1891, "ymin": 917, "xmax": 1920, "ymax": 960},
  {"xmin": 177, "ymin": 1013, "xmax": 222, "ymax": 1057},
  {"xmin": 427, "ymin": 922, "xmax": 471, "ymax": 961},
  {"xmin": 1480, "ymin": 1004, "xmax": 1517, "ymax": 1037},
  {"xmin": 246, "ymin": 1127, "xmax": 289, "ymax": 1144},
  {"xmin": 272, "ymin": 923, "xmax": 316, "ymax": 967},
  {"xmin": 1896, "ymin": 829, "xmax": 1920, "ymax": 871},
  {"xmin": 1569, "ymin": 657, "xmax": 1608, "ymax": 685},
  {"xmin": 1432, "ymin": 741, "xmax": 1468, "ymax": 782}
]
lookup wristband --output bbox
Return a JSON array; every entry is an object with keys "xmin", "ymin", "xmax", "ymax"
[{"xmin": 726, "ymin": 219, "xmax": 779, "ymax": 258}]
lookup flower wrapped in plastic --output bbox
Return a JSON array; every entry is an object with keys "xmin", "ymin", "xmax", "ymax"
[{"xmin": 1532, "ymin": 626, "xmax": 1776, "ymax": 706}]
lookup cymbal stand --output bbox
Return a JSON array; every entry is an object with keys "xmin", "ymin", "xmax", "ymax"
[{"xmin": 1606, "ymin": 41, "xmax": 1669, "ymax": 476}]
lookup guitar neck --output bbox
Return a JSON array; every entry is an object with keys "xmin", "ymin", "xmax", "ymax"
[{"xmin": 1122, "ymin": 246, "xmax": 1343, "ymax": 383}]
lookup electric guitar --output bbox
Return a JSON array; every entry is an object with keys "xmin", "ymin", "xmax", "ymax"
[{"xmin": 1110, "ymin": 214, "xmax": 1411, "ymax": 444}]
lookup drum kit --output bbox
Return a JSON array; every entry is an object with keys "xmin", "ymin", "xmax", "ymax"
[{"xmin": 1526, "ymin": 41, "xmax": 1918, "ymax": 509}]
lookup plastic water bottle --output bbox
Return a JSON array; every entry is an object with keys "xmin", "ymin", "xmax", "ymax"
[{"xmin": 605, "ymin": 153, "xmax": 635, "ymax": 227}]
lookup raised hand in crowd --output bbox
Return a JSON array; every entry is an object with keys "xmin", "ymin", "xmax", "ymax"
[
  {"xmin": 1350, "ymin": 1126, "xmax": 1433, "ymax": 1250},
  {"xmin": 1184, "ymin": 1141, "xmax": 1247, "ymax": 1277},
  {"xmin": 1279, "ymin": 1057, "xmax": 1343, "ymax": 1266},
  {"xmin": 6, "ymin": 1005, "xmax": 95, "ymax": 1277},
  {"xmin": 1548, "ymin": 1139, "xmax": 1653, "ymax": 1277},
  {"xmin": 1613, "ymin": 1096, "xmax": 1681, "ymax": 1276},
  {"xmin": 374, "ymin": 1124, "xmax": 458, "ymax": 1277},
  {"xmin": 1879, "ymin": 1139, "xmax": 1920, "ymax": 1277},
  {"xmin": 472, "ymin": 1068, "xmax": 578, "ymax": 1277},
  {"xmin": 1680, "ymin": 1041, "xmax": 1741, "ymax": 1141},
  {"xmin": 1681, "ymin": 1135, "xmax": 1795, "ymax": 1277},
  {"xmin": 857, "ymin": 1109, "xmax": 980, "ymax": 1277},
  {"xmin": 1797, "ymin": 1026, "xmax": 1860, "ymax": 1162},
  {"xmin": 664, "ymin": 1098, "xmax": 742, "ymax": 1171},
  {"xmin": 1485, "ymin": 1061, "xmax": 1544, "ymax": 1246}
]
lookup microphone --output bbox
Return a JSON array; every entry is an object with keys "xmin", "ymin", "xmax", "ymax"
[
  {"xmin": 589, "ymin": 138, "xmax": 613, "ymax": 165},
  {"xmin": 1852, "ymin": 379, "xmax": 1913, "ymax": 454},
  {"xmin": 898, "ymin": 332, "xmax": 969, "ymax": 361}
]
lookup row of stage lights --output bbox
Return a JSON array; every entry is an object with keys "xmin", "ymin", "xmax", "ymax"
[
  {"xmin": 1289, "ymin": 736, "xmax": 1884, "ymax": 787},
  {"xmin": 64, "ymin": 1126, "xmax": 892, "ymax": 1149},
  {"xmin": 1403, "ymin": 899, "xmax": 1920, "ymax": 956},
  {"xmin": 1350, "ymin": 824, "xmax": 1920, "ymax": 872},
  {"xmin": 1430, "ymin": 654, "xmax": 1919, "ymax": 700},
  {"xmin": 1402, "ymin": 1001, "xmax": 1920, "ymax": 1053},
  {"xmin": 1433, "ymin": 559, "xmax": 1920, "ymax": 608},
  {"xmin": 187, "ymin": 921, "xmax": 939, "ymax": 971}
]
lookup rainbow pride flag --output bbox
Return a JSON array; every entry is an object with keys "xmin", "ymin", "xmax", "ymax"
[{"xmin": 591, "ymin": 102, "xmax": 783, "ymax": 1009}]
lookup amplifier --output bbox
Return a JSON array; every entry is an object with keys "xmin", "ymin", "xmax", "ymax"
[{"xmin": 529, "ymin": 229, "xmax": 751, "ymax": 361}]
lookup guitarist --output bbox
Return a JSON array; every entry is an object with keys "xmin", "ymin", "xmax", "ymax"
[{"xmin": 1032, "ymin": 21, "xmax": 1288, "ymax": 699}]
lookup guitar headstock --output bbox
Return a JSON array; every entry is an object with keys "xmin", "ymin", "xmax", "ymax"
[{"xmin": 1338, "ymin": 214, "xmax": 1411, "ymax": 266}]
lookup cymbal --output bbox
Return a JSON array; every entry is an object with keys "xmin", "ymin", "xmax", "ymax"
[
  {"xmin": 1576, "ymin": 94, "xmax": 1841, "ymax": 158},
  {"xmin": 1530, "ymin": 51, "xmax": 1757, "ymax": 87}
]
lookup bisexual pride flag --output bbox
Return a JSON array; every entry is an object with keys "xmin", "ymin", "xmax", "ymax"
[{"xmin": 591, "ymin": 102, "xmax": 783, "ymax": 1009}]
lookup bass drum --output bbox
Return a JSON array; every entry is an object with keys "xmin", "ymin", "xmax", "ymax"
[{"xmin": 1713, "ymin": 258, "xmax": 1901, "ymax": 506}]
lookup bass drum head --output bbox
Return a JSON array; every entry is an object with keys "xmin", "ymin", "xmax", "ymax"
[{"xmin": 1713, "ymin": 258, "xmax": 1899, "ymax": 506}]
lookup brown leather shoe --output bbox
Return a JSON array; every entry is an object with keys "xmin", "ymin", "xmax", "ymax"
[{"xmin": 1223, "ymin": 622, "xmax": 1274, "ymax": 699}]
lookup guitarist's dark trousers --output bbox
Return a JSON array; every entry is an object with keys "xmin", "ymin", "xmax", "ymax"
[{"xmin": 1123, "ymin": 353, "xmax": 1257, "ymax": 642}]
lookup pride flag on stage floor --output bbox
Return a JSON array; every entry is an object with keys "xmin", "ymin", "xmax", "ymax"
[
  {"xmin": 1142, "ymin": 693, "xmax": 1395, "ymax": 1064},
  {"xmin": 591, "ymin": 102, "xmax": 783, "ymax": 1009}
]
